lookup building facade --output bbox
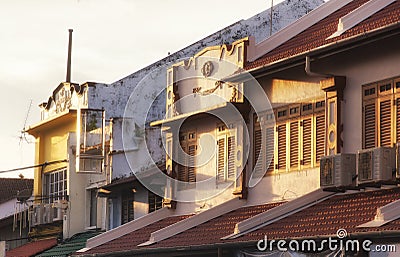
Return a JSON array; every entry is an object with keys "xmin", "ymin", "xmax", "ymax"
[{"xmin": 76, "ymin": 0, "xmax": 400, "ymax": 256}]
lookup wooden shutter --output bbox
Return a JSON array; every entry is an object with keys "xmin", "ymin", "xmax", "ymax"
[
  {"xmin": 187, "ymin": 145, "xmax": 196, "ymax": 182},
  {"xmin": 277, "ymin": 124, "xmax": 286, "ymax": 170},
  {"xmin": 121, "ymin": 195, "xmax": 134, "ymax": 224},
  {"xmin": 217, "ymin": 138, "xmax": 225, "ymax": 181},
  {"xmin": 290, "ymin": 121, "xmax": 299, "ymax": 168},
  {"xmin": 315, "ymin": 114, "xmax": 325, "ymax": 164},
  {"xmin": 379, "ymin": 99, "xmax": 392, "ymax": 147},
  {"xmin": 302, "ymin": 118, "xmax": 312, "ymax": 166},
  {"xmin": 177, "ymin": 145, "xmax": 187, "ymax": 182},
  {"xmin": 253, "ymin": 126, "xmax": 262, "ymax": 174},
  {"xmin": 364, "ymin": 102, "xmax": 376, "ymax": 149},
  {"xmin": 149, "ymin": 191, "xmax": 163, "ymax": 213},
  {"xmin": 227, "ymin": 136, "xmax": 235, "ymax": 179},
  {"xmin": 266, "ymin": 127, "xmax": 274, "ymax": 173}
]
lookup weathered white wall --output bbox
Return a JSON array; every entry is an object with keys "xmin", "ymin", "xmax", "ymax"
[
  {"xmin": 98, "ymin": 0, "xmax": 324, "ymax": 119},
  {"xmin": 110, "ymin": 119, "xmax": 164, "ymax": 179},
  {"xmin": 75, "ymin": 0, "xmax": 325, "ymax": 226},
  {"xmin": 65, "ymin": 133, "xmax": 107, "ymax": 239},
  {"xmin": 83, "ymin": 0, "xmax": 324, "ymax": 184}
]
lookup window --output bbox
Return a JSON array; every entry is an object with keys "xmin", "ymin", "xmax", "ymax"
[
  {"xmin": 177, "ymin": 132, "xmax": 197, "ymax": 187},
  {"xmin": 253, "ymin": 99, "xmax": 326, "ymax": 174},
  {"xmin": 362, "ymin": 80, "xmax": 398, "ymax": 149},
  {"xmin": 90, "ymin": 190, "xmax": 97, "ymax": 227},
  {"xmin": 148, "ymin": 191, "xmax": 163, "ymax": 213},
  {"xmin": 217, "ymin": 124, "xmax": 236, "ymax": 182},
  {"xmin": 290, "ymin": 121, "xmax": 299, "ymax": 169},
  {"xmin": 253, "ymin": 114, "xmax": 275, "ymax": 176},
  {"xmin": 277, "ymin": 124, "xmax": 287, "ymax": 170},
  {"xmin": 315, "ymin": 114, "xmax": 325, "ymax": 163},
  {"xmin": 121, "ymin": 192, "xmax": 134, "ymax": 224},
  {"xmin": 76, "ymin": 109, "xmax": 105, "ymax": 173},
  {"xmin": 44, "ymin": 168, "xmax": 67, "ymax": 203},
  {"xmin": 302, "ymin": 118, "xmax": 312, "ymax": 166}
]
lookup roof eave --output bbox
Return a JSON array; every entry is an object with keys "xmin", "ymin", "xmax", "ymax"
[
  {"xmin": 78, "ymin": 229, "xmax": 400, "ymax": 257},
  {"xmin": 244, "ymin": 21, "xmax": 400, "ymax": 79}
]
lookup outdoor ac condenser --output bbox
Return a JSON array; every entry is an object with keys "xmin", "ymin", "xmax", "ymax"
[
  {"xmin": 357, "ymin": 146, "xmax": 396, "ymax": 184},
  {"xmin": 320, "ymin": 154, "xmax": 356, "ymax": 188}
]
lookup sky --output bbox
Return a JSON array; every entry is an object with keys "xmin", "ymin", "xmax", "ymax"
[{"xmin": 0, "ymin": 0, "xmax": 283, "ymax": 178}]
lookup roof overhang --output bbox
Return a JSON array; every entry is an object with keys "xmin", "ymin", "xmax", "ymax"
[
  {"xmin": 26, "ymin": 109, "xmax": 77, "ymax": 137},
  {"xmin": 245, "ymin": 21, "xmax": 400, "ymax": 80},
  {"xmin": 150, "ymin": 102, "xmax": 228, "ymax": 127}
]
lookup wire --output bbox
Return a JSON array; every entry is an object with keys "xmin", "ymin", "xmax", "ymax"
[{"xmin": 0, "ymin": 159, "xmax": 68, "ymax": 174}]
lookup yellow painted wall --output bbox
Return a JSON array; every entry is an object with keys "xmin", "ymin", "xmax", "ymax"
[{"xmin": 33, "ymin": 117, "xmax": 76, "ymax": 197}]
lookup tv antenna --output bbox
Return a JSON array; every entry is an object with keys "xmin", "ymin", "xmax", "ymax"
[{"xmin": 18, "ymin": 99, "xmax": 33, "ymax": 145}]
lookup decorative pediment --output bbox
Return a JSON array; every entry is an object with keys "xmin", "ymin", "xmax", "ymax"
[
  {"xmin": 165, "ymin": 38, "xmax": 248, "ymax": 118},
  {"xmin": 39, "ymin": 82, "xmax": 87, "ymax": 120}
]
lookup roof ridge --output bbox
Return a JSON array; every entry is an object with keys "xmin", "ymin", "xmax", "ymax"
[
  {"xmin": 328, "ymin": 0, "xmax": 396, "ymax": 38},
  {"xmin": 247, "ymin": 0, "xmax": 354, "ymax": 62}
]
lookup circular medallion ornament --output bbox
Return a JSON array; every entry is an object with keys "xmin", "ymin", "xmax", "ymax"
[{"xmin": 201, "ymin": 61, "xmax": 213, "ymax": 77}]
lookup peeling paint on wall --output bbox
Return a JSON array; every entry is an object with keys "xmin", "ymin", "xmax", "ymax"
[{"xmin": 85, "ymin": 0, "xmax": 324, "ymax": 180}]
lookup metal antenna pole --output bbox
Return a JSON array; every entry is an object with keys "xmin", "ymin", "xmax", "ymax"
[{"xmin": 66, "ymin": 29, "xmax": 73, "ymax": 82}]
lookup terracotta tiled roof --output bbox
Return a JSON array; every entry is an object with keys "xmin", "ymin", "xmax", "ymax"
[
  {"xmin": 246, "ymin": 0, "xmax": 400, "ymax": 70},
  {"xmin": 6, "ymin": 238, "xmax": 57, "ymax": 257},
  {"xmin": 239, "ymin": 187, "xmax": 400, "ymax": 242},
  {"xmin": 151, "ymin": 202, "xmax": 282, "ymax": 249},
  {"xmin": 75, "ymin": 188, "xmax": 400, "ymax": 256},
  {"xmin": 75, "ymin": 202, "xmax": 282, "ymax": 256},
  {"xmin": 77, "ymin": 215, "xmax": 192, "ymax": 255},
  {"xmin": 0, "ymin": 178, "xmax": 33, "ymax": 204}
]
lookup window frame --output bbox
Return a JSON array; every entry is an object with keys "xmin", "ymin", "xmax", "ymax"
[
  {"xmin": 362, "ymin": 80, "xmax": 397, "ymax": 149},
  {"xmin": 121, "ymin": 191, "xmax": 134, "ymax": 225},
  {"xmin": 216, "ymin": 123, "xmax": 236, "ymax": 183},
  {"xmin": 43, "ymin": 168, "xmax": 67, "ymax": 203},
  {"xmin": 253, "ymin": 98, "xmax": 326, "ymax": 175},
  {"xmin": 177, "ymin": 130, "xmax": 197, "ymax": 189},
  {"xmin": 148, "ymin": 191, "xmax": 163, "ymax": 213}
]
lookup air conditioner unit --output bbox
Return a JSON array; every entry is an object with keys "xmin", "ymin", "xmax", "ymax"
[
  {"xmin": 30, "ymin": 203, "xmax": 44, "ymax": 226},
  {"xmin": 52, "ymin": 206, "xmax": 63, "ymax": 222},
  {"xmin": 42, "ymin": 204, "xmax": 54, "ymax": 224},
  {"xmin": 357, "ymin": 147, "xmax": 396, "ymax": 184},
  {"xmin": 52, "ymin": 200, "xmax": 68, "ymax": 221},
  {"xmin": 320, "ymin": 154, "xmax": 356, "ymax": 188}
]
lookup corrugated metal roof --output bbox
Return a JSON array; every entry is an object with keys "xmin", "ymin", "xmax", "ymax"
[{"xmin": 36, "ymin": 231, "xmax": 102, "ymax": 257}]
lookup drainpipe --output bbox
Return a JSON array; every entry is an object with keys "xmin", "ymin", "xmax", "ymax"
[{"xmin": 305, "ymin": 56, "xmax": 330, "ymax": 78}]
